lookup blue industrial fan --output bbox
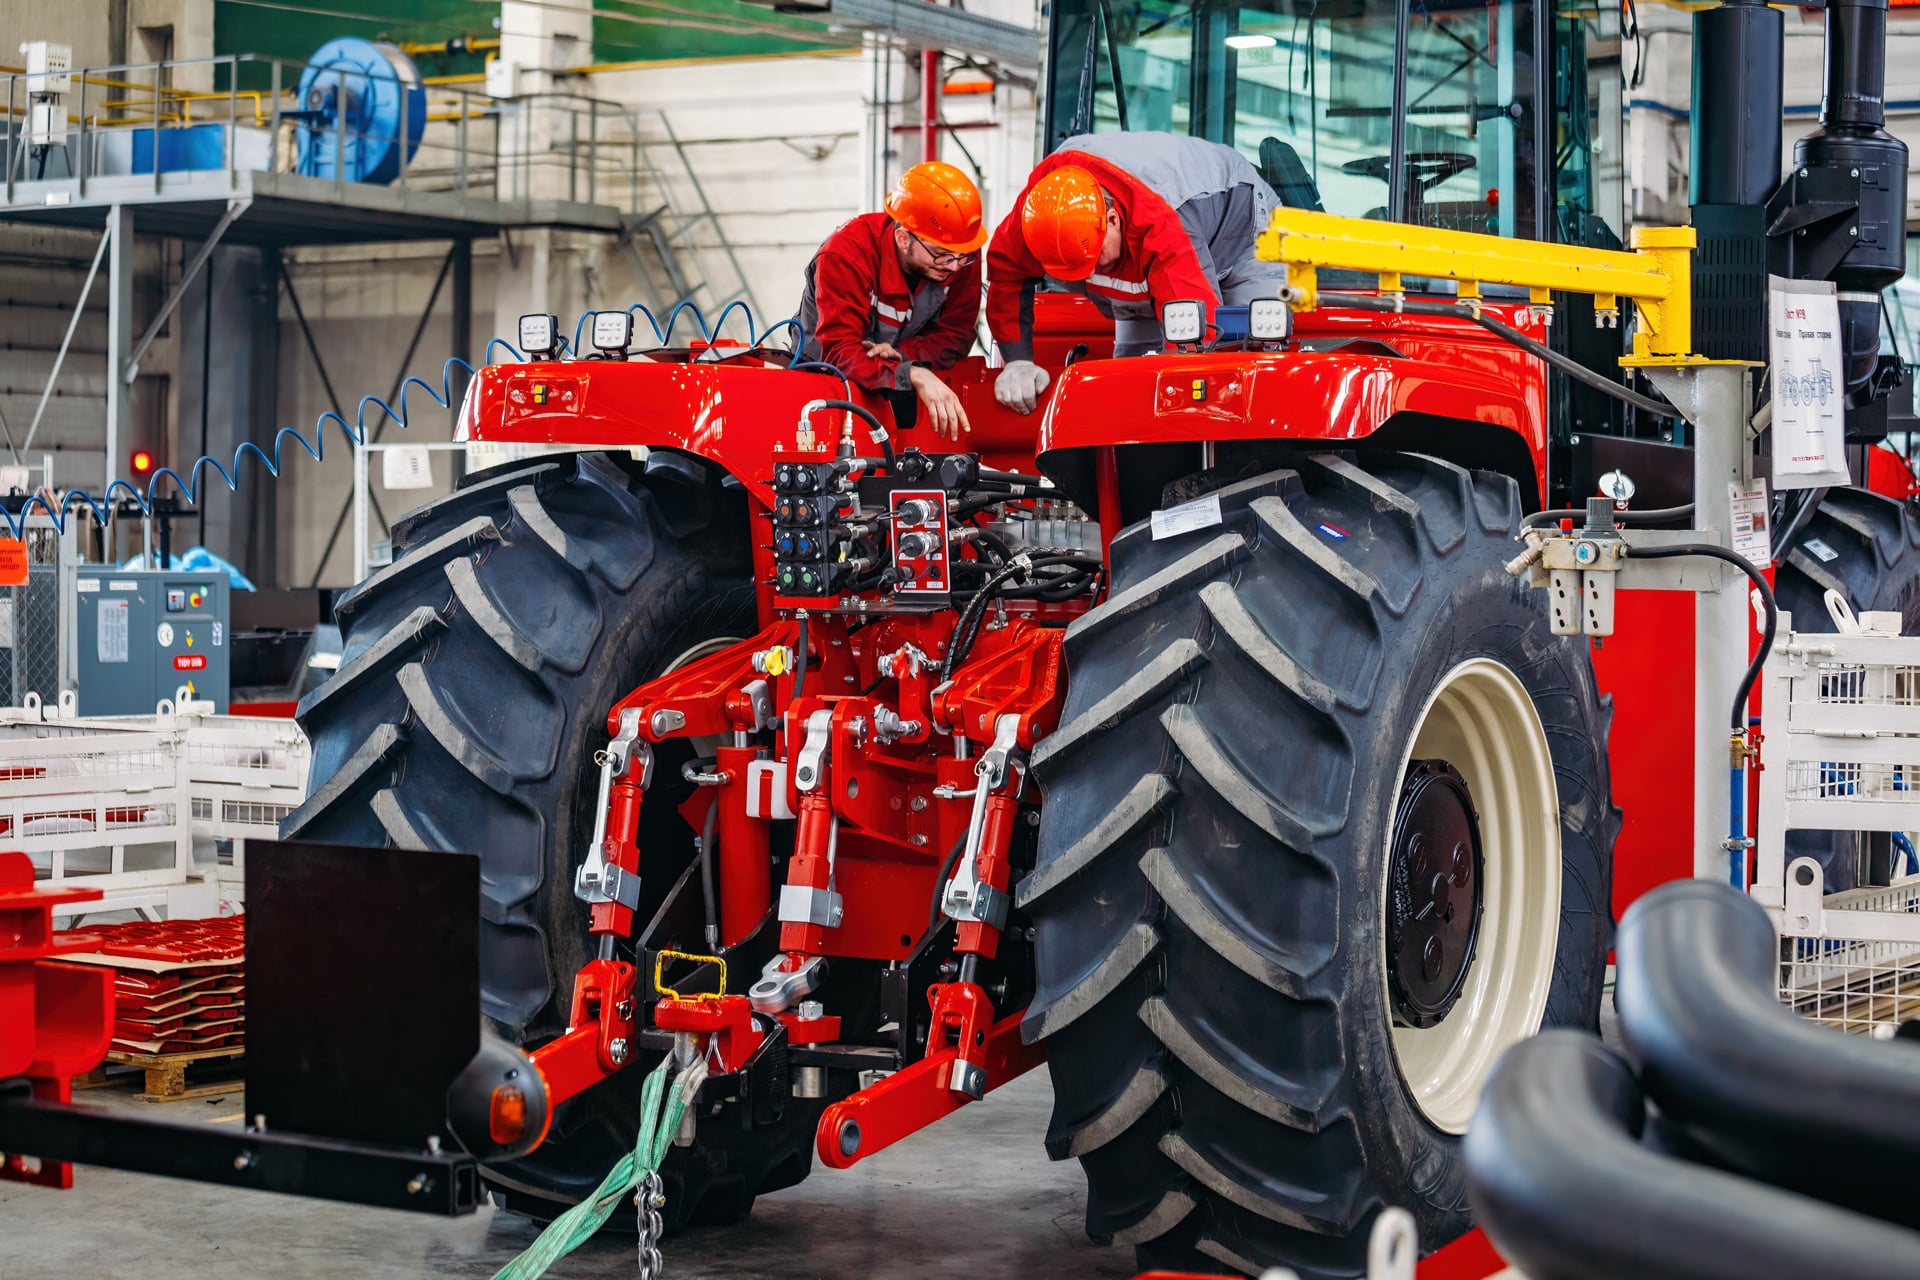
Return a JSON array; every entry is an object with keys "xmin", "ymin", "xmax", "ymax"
[{"xmin": 292, "ymin": 37, "xmax": 426, "ymax": 184}]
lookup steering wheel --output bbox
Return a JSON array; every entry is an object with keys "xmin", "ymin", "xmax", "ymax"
[{"xmin": 1342, "ymin": 151, "xmax": 1477, "ymax": 193}]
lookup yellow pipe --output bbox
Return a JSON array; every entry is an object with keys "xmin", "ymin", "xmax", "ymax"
[{"xmin": 567, "ymin": 46, "xmax": 861, "ymax": 75}]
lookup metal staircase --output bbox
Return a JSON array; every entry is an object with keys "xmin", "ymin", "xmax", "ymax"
[{"xmin": 614, "ymin": 109, "xmax": 760, "ymax": 327}]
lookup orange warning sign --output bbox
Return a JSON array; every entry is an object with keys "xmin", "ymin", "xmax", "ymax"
[{"xmin": 0, "ymin": 539, "xmax": 26, "ymax": 587}]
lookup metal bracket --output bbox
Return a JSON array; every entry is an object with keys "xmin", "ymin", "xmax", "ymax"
[
  {"xmin": 1782, "ymin": 856, "xmax": 1826, "ymax": 937},
  {"xmin": 975, "ymin": 713, "xmax": 1023, "ymax": 790},
  {"xmin": 943, "ymin": 715, "xmax": 1022, "ymax": 929},
  {"xmin": 794, "ymin": 709, "xmax": 833, "ymax": 791},
  {"xmin": 582, "ymin": 863, "xmax": 642, "ymax": 912},
  {"xmin": 741, "ymin": 679, "xmax": 774, "ymax": 733},
  {"xmin": 778, "ymin": 885, "xmax": 846, "ymax": 928},
  {"xmin": 748, "ymin": 952, "xmax": 827, "ymax": 1013},
  {"xmin": 574, "ymin": 709, "xmax": 648, "ymax": 907}
]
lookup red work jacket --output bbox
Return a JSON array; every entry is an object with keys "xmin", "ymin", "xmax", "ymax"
[
  {"xmin": 987, "ymin": 132, "xmax": 1281, "ymax": 359},
  {"xmin": 798, "ymin": 211, "xmax": 982, "ymax": 393}
]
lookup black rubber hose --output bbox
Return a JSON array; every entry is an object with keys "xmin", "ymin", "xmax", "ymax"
[
  {"xmin": 1522, "ymin": 503, "xmax": 1695, "ymax": 529},
  {"xmin": 699, "ymin": 797, "xmax": 720, "ymax": 952},
  {"xmin": 943, "ymin": 554, "xmax": 1097, "ymax": 680},
  {"xmin": 925, "ymin": 832, "xmax": 967, "ymax": 938},
  {"xmin": 791, "ymin": 610, "xmax": 810, "ymax": 704},
  {"xmin": 971, "ymin": 525, "xmax": 1015, "ymax": 564},
  {"xmin": 1627, "ymin": 543, "xmax": 1776, "ymax": 731},
  {"xmin": 1326, "ymin": 293, "xmax": 1681, "ymax": 419},
  {"xmin": 1615, "ymin": 880, "xmax": 1920, "ymax": 1232},
  {"xmin": 812, "ymin": 398, "xmax": 897, "ymax": 470},
  {"xmin": 1464, "ymin": 1028, "xmax": 1920, "ymax": 1280}
]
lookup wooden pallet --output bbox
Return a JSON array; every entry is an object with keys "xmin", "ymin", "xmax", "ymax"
[{"xmin": 76, "ymin": 1046, "xmax": 245, "ymax": 1102}]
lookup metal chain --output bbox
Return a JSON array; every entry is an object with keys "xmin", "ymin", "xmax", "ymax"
[{"xmin": 635, "ymin": 1169, "xmax": 666, "ymax": 1280}]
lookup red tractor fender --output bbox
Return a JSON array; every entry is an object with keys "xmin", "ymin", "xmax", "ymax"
[
  {"xmin": 1033, "ymin": 301, "xmax": 1550, "ymax": 519},
  {"xmin": 1867, "ymin": 442, "xmax": 1919, "ymax": 501}
]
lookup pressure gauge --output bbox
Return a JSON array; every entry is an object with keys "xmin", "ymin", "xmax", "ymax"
[{"xmin": 1598, "ymin": 470, "xmax": 1636, "ymax": 509}]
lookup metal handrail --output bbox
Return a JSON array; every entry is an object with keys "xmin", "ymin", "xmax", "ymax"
[{"xmin": 0, "ymin": 50, "xmax": 760, "ymax": 315}]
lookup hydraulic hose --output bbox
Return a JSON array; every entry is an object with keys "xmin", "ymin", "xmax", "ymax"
[
  {"xmin": 942, "ymin": 554, "xmax": 1103, "ymax": 681},
  {"xmin": 791, "ymin": 611, "xmax": 810, "ymax": 705},
  {"xmin": 1522, "ymin": 503, "xmax": 1695, "ymax": 529},
  {"xmin": 699, "ymin": 797, "xmax": 720, "ymax": 952},
  {"xmin": 811, "ymin": 398, "xmax": 897, "ymax": 470},
  {"xmin": 1626, "ymin": 543, "xmax": 1777, "ymax": 733},
  {"xmin": 1323, "ymin": 293, "xmax": 1682, "ymax": 420},
  {"xmin": 926, "ymin": 833, "xmax": 967, "ymax": 938}
]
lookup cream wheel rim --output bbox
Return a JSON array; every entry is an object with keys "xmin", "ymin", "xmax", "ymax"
[{"xmin": 1385, "ymin": 657, "xmax": 1561, "ymax": 1134}]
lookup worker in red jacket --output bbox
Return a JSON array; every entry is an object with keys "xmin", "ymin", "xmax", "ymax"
[
  {"xmin": 987, "ymin": 132, "xmax": 1286, "ymax": 413},
  {"xmin": 797, "ymin": 161, "xmax": 986, "ymax": 439}
]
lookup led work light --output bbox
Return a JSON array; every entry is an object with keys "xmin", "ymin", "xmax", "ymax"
[
  {"xmin": 518, "ymin": 313, "xmax": 561, "ymax": 359},
  {"xmin": 1161, "ymin": 300, "xmax": 1205, "ymax": 346}
]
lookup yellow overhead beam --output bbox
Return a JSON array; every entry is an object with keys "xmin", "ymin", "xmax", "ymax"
[{"xmin": 1254, "ymin": 208, "xmax": 1697, "ymax": 359}]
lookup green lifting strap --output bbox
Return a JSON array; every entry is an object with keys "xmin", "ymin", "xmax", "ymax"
[{"xmin": 492, "ymin": 1056, "xmax": 710, "ymax": 1280}]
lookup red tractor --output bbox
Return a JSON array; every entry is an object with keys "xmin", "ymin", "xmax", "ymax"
[{"xmin": 284, "ymin": 0, "xmax": 1910, "ymax": 1275}]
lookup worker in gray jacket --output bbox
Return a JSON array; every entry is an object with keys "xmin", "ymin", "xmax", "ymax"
[{"xmin": 986, "ymin": 131, "xmax": 1288, "ymax": 412}]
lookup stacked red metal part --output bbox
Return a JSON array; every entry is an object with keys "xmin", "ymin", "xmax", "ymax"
[{"xmin": 0, "ymin": 849, "xmax": 115, "ymax": 1190}]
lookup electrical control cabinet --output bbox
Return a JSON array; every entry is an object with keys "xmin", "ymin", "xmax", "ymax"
[{"xmin": 75, "ymin": 570, "xmax": 231, "ymax": 714}]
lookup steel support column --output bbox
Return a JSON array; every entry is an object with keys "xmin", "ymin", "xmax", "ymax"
[
  {"xmin": 103, "ymin": 205, "xmax": 134, "ymax": 490},
  {"xmin": 450, "ymin": 237, "xmax": 472, "ymax": 483},
  {"xmin": 1638, "ymin": 362, "xmax": 1758, "ymax": 882},
  {"xmin": 123, "ymin": 198, "xmax": 250, "ymax": 385}
]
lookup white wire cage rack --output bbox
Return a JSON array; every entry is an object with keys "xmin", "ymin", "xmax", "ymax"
[
  {"xmin": 1754, "ymin": 607, "xmax": 1920, "ymax": 1034},
  {"xmin": 0, "ymin": 686, "xmax": 309, "ymax": 918}
]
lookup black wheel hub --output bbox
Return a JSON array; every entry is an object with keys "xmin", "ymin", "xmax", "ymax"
[{"xmin": 1385, "ymin": 759, "xmax": 1484, "ymax": 1028}]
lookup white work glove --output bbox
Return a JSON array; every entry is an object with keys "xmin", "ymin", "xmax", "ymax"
[{"xmin": 994, "ymin": 360, "xmax": 1052, "ymax": 416}]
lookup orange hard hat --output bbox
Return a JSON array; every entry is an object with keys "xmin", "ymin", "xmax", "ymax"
[
  {"xmin": 885, "ymin": 161, "xmax": 987, "ymax": 254},
  {"xmin": 1020, "ymin": 165, "xmax": 1107, "ymax": 281}
]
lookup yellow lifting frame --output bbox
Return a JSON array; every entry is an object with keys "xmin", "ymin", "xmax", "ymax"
[{"xmin": 1254, "ymin": 208, "xmax": 1698, "ymax": 361}]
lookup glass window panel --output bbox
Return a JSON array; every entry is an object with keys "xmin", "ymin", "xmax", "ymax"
[
  {"xmin": 1399, "ymin": 0, "xmax": 1536, "ymax": 238},
  {"xmin": 1225, "ymin": 0, "xmax": 1400, "ymax": 219}
]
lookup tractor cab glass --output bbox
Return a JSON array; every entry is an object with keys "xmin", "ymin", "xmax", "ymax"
[{"xmin": 1045, "ymin": 0, "xmax": 1623, "ymax": 247}]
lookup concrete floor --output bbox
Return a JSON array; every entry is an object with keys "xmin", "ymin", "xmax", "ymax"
[{"xmin": 0, "ymin": 1071, "xmax": 1137, "ymax": 1280}]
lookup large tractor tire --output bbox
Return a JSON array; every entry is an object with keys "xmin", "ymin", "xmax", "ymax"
[
  {"xmin": 1022, "ymin": 453, "xmax": 1617, "ymax": 1278},
  {"xmin": 1774, "ymin": 487, "xmax": 1920, "ymax": 892},
  {"xmin": 282, "ymin": 449, "xmax": 813, "ymax": 1229}
]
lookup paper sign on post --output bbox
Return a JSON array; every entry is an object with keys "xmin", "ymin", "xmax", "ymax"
[
  {"xmin": 382, "ymin": 445, "xmax": 434, "ymax": 491},
  {"xmin": 1729, "ymin": 480, "xmax": 1772, "ymax": 567},
  {"xmin": 1768, "ymin": 277, "xmax": 1851, "ymax": 489}
]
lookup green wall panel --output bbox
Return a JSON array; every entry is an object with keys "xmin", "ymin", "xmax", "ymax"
[
  {"xmin": 590, "ymin": 0, "xmax": 854, "ymax": 62},
  {"xmin": 215, "ymin": 0, "xmax": 853, "ymax": 75},
  {"xmin": 214, "ymin": 0, "xmax": 492, "ymax": 84}
]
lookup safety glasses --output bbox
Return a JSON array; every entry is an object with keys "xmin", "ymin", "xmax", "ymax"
[{"xmin": 907, "ymin": 230, "xmax": 975, "ymax": 268}]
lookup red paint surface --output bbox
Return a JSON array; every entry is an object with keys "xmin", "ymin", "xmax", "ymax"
[
  {"xmin": 229, "ymin": 700, "xmax": 298, "ymax": 718},
  {"xmin": 1592, "ymin": 589, "xmax": 1696, "ymax": 916},
  {"xmin": 1418, "ymin": 1227, "xmax": 1508, "ymax": 1278}
]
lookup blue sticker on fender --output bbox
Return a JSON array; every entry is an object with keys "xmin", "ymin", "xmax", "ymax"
[{"xmin": 1317, "ymin": 522, "xmax": 1349, "ymax": 540}]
